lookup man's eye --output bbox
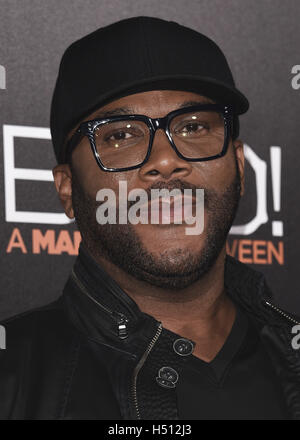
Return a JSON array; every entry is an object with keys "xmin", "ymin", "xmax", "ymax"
[
  {"xmin": 176, "ymin": 122, "xmax": 207, "ymax": 136},
  {"xmin": 104, "ymin": 131, "xmax": 133, "ymax": 141}
]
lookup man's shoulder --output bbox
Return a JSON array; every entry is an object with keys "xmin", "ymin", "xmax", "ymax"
[
  {"xmin": 225, "ymin": 254, "xmax": 265, "ymax": 282},
  {"xmin": 1, "ymin": 296, "xmax": 64, "ymax": 324},
  {"xmin": 225, "ymin": 255, "xmax": 300, "ymax": 325},
  {"xmin": 0, "ymin": 297, "xmax": 71, "ymax": 346},
  {"xmin": 224, "ymin": 254, "xmax": 270, "ymax": 301},
  {"xmin": 0, "ymin": 297, "xmax": 79, "ymax": 419},
  {"xmin": 0, "ymin": 296, "xmax": 78, "ymax": 387}
]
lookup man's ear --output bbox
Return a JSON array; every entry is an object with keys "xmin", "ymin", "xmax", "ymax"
[
  {"xmin": 52, "ymin": 164, "xmax": 74, "ymax": 219},
  {"xmin": 233, "ymin": 139, "xmax": 245, "ymax": 196}
]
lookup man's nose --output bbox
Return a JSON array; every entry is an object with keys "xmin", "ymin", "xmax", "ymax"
[{"xmin": 138, "ymin": 129, "xmax": 193, "ymax": 182}]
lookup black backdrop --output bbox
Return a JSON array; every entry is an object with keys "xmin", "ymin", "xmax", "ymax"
[{"xmin": 1, "ymin": 0, "xmax": 300, "ymax": 320}]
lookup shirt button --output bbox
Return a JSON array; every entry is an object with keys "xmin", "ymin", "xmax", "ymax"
[
  {"xmin": 173, "ymin": 338, "xmax": 194, "ymax": 356},
  {"xmin": 156, "ymin": 366, "xmax": 179, "ymax": 389}
]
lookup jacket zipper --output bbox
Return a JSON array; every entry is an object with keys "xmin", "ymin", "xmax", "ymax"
[
  {"xmin": 71, "ymin": 269, "xmax": 129, "ymax": 339},
  {"xmin": 263, "ymin": 299, "xmax": 300, "ymax": 325},
  {"xmin": 131, "ymin": 322, "xmax": 163, "ymax": 419},
  {"xmin": 71, "ymin": 268, "xmax": 165, "ymax": 419}
]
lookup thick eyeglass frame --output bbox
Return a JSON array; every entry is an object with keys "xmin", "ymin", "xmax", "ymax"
[{"xmin": 65, "ymin": 103, "xmax": 233, "ymax": 172}]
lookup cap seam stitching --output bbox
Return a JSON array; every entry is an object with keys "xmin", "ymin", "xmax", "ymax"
[{"xmin": 139, "ymin": 18, "xmax": 154, "ymax": 77}]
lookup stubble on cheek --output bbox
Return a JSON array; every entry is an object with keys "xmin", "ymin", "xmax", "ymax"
[{"xmin": 71, "ymin": 160, "xmax": 241, "ymax": 289}]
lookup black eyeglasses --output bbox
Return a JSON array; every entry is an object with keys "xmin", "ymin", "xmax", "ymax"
[{"xmin": 65, "ymin": 103, "xmax": 233, "ymax": 172}]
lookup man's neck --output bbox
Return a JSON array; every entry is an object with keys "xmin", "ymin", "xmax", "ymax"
[{"xmin": 86, "ymin": 245, "xmax": 236, "ymax": 362}]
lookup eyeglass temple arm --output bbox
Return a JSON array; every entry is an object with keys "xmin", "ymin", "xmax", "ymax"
[{"xmin": 64, "ymin": 128, "xmax": 85, "ymax": 163}]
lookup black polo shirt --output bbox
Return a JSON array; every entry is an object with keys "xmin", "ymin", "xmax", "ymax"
[{"xmin": 176, "ymin": 305, "xmax": 290, "ymax": 420}]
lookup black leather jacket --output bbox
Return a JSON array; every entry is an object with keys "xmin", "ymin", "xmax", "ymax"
[{"xmin": 1, "ymin": 247, "xmax": 300, "ymax": 420}]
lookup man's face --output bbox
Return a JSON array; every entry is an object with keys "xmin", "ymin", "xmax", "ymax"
[{"xmin": 54, "ymin": 90, "xmax": 244, "ymax": 289}]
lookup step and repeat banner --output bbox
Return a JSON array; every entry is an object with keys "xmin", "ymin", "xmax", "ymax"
[{"xmin": 0, "ymin": 0, "xmax": 299, "ymax": 319}]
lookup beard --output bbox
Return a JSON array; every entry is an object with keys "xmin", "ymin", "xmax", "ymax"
[{"xmin": 71, "ymin": 161, "xmax": 241, "ymax": 290}]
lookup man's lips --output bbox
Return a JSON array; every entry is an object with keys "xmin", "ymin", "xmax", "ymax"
[{"xmin": 143, "ymin": 195, "xmax": 197, "ymax": 224}]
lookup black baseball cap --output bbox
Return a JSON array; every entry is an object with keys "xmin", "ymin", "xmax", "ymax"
[{"xmin": 50, "ymin": 16, "xmax": 249, "ymax": 163}]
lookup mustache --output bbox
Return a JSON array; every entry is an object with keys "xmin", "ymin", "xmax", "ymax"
[
  {"xmin": 137, "ymin": 179, "xmax": 201, "ymax": 207},
  {"xmin": 124, "ymin": 179, "xmax": 218, "ymax": 210},
  {"xmin": 144, "ymin": 179, "xmax": 199, "ymax": 197},
  {"xmin": 94, "ymin": 175, "xmax": 240, "ymax": 211}
]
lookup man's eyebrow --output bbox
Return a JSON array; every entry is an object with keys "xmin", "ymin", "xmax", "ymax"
[
  {"xmin": 178, "ymin": 99, "xmax": 215, "ymax": 108},
  {"xmin": 93, "ymin": 107, "xmax": 133, "ymax": 118},
  {"xmin": 93, "ymin": 99, "xmax": 215, "ymax": 118}
]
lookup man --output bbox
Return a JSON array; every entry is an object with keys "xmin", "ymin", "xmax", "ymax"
[{"xmin": 1, "ymin": 16, "xmax": 300, "ymax": 420}]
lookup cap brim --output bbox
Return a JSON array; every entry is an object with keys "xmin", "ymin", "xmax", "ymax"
[{"xmin": 87, "ymin": 73, "xmax": 248, "ymax": 114}]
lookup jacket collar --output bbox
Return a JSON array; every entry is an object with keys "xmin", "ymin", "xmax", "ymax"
[
  {"xmin": 62, "ymin": 243, "xmax": 159, "ymax": 354},
  {"xmin": 62, "ymin": 242, "xmax": 299, "ymax": 348}
]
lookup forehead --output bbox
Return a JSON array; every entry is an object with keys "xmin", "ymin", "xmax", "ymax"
[{"xmin": 86, "ymin": 89, "xmax": 214, "ymax": 119}]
